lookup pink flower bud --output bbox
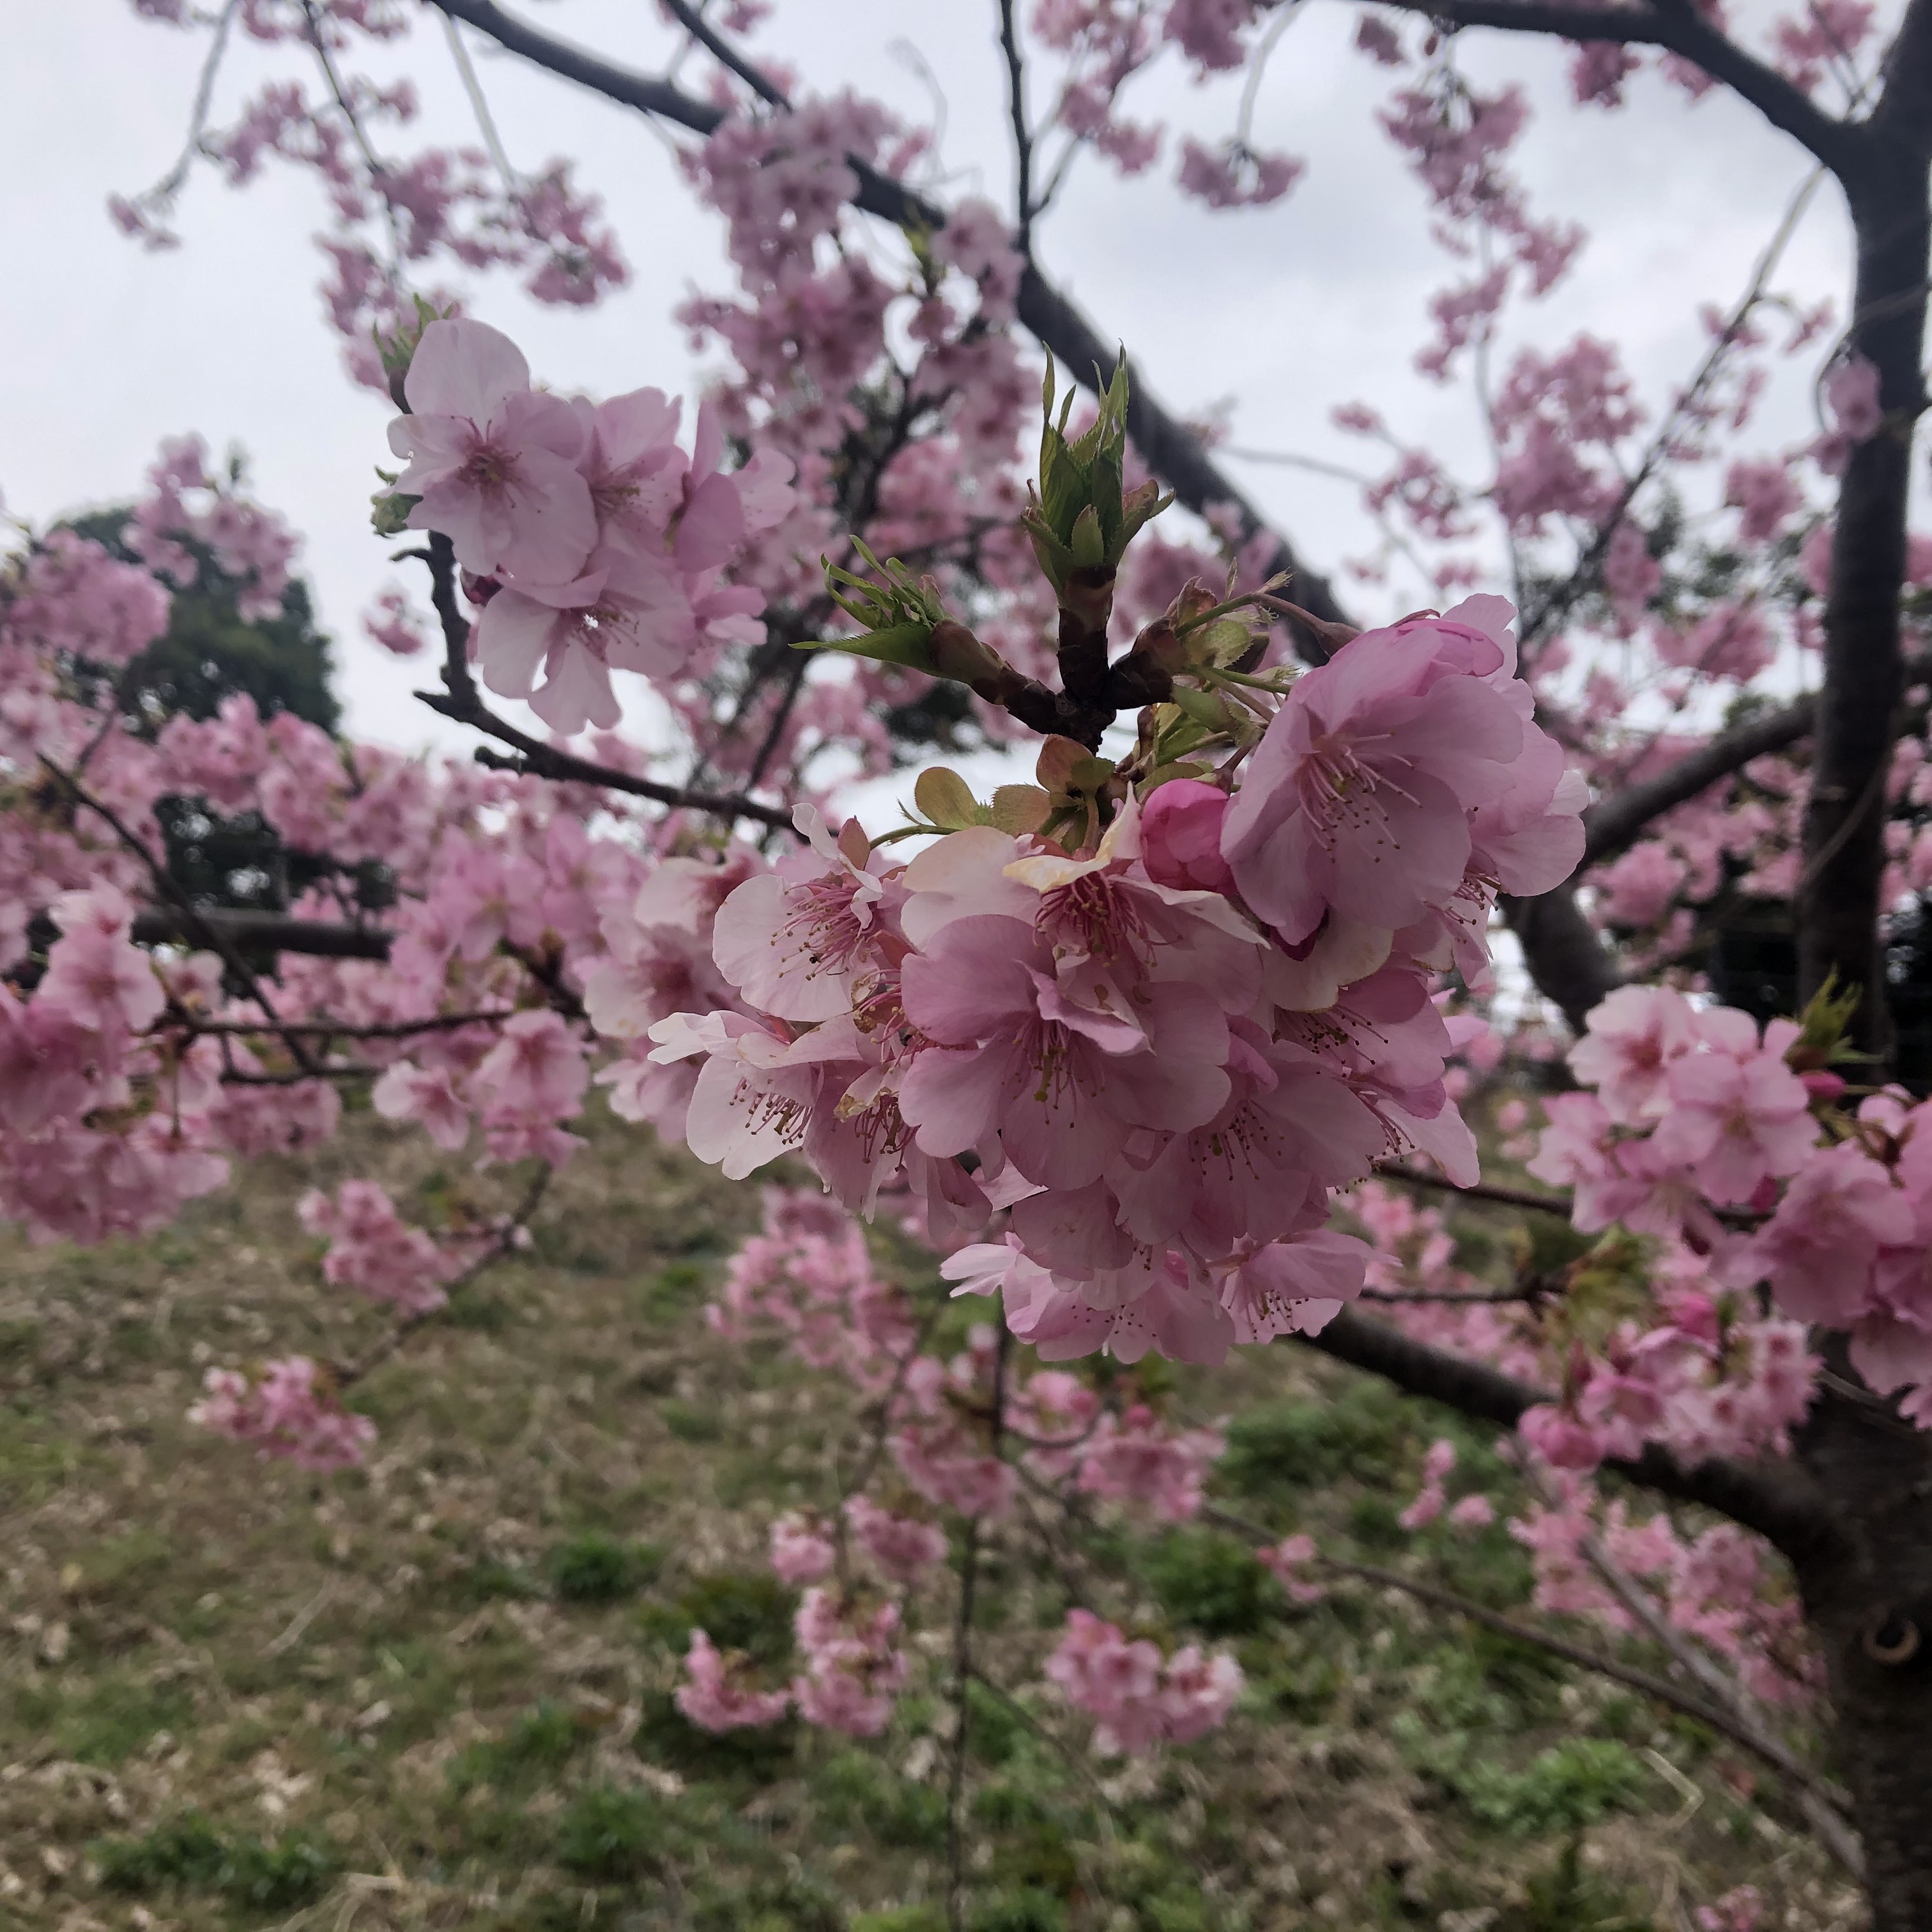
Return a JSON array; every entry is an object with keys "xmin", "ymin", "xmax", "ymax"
[
  {"xmin": 1140, "ymin": 779, "xmax": 1234, "ymax": 894},
  {"xmin": 1800, "ymin": 1068, "xmax": 1846, "ymax": 1101}
]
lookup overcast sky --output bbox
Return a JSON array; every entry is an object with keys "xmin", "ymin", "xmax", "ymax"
[{"xmin": 1, "ymin": 1, "xmax": 1867, "ymax": 773}]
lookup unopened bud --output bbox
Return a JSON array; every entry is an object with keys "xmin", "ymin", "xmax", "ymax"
[{"xmin": 928, "ymin": 620, "xmax": 1006, "ymax": 689}]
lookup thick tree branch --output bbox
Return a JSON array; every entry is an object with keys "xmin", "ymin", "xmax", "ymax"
[
  {"xmin": 1292, "ymin": 1308, "xmax": 1848, "ymax": 1568},
  {"xmin": 426, "ymin": 0, "xmax": 1355, "ymax": 659},
  {"xmin": 1797, "ymin": 161, "xmax": 1930, "ymax": 1066},
  {"xmin": 1581, "ymin": 694, "xmax": 1818, "ymax": 869},
  {"xmin": 1365, "ymin": 0, "xmax": 1863, "ymax": 176},
  {"xmin": 130, "ymin": 907, "xmax": 393, "ymax": 961},
  {"xmin": 1502, "ymin": 884, "xmax": 1619, "ymax": 1033}
]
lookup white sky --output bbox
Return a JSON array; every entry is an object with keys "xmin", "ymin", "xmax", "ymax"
[{"xmin": 0, "ymin": 0, "xmax": 1864, "ymax": 782}]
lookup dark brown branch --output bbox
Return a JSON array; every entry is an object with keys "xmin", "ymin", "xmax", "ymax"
[
  {"xmin": 1502, "ymin": 885, "xmax": 1620, "ymax": 1034},
  {"xmin": 413, "ymin": 533, "xmax": 793, "ymax": 831},
  {"xmin": 164, "ymin": 1008, "xmax": 514, "ymax": 1040},
  {"xmin": 1581, "ymin": 694, "xmax": 1818, "ymax": 869},
  {"xmin": 1365, "ymin": 0, "xmax": 1863, "ymax": 175},
  {"xmin": 999, "ymin": 0, "xmax": 1038, "ymax": 254},
  {"xmin": 657, "ymin": 0, "xmax": 789, "ymax": 108},
  {"xmin": 426, "ymin": 0, "xmax": 1357, "ymax": 662},
  {"xmin": 1579, "ymin": 651, "xmax": 1932, "ymax": 874},
  {"xmin": 41, "ymin": 759, "xmax": 323, "ymax": 1078},
  {"xmin": 1292, "ymin": 1308, "xmax": 1848, "ymax": 1568},
  {"xmin": 1378, "ymin": 1162, "xmax": 1573, "ymax": 1218},
  {"xmin": 1797, "ymin": 121, "xmax": 1931, "ymax": 1067},
  {"xmin": 131, "ymin": 908, "xmax": 393, "ymax": 962}
]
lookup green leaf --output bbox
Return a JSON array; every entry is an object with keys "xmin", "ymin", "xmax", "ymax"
[
  {"xmin": 913, "ymin": 767, "xmax": 985, "ymax": 830},
  {"xmin": 1168, "ymin": 685, "xmax": 1233, "ymax": 731},
  {"xmin": 1068, "ymin": 503, "xmax": 1107, "ymax": 569},
  {"xmin": 990, "ymin": 784, "xmax": 1050, "ymax": 834},
  {"xmin": 794, "ymin": 625, "xmax": 937, "ymax": 671},
  {"xmin": 370, "ymin": 491, "xmax": 418, "ymax": 538}
]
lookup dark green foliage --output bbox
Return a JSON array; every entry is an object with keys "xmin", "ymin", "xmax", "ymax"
[
  {"xmin": 691, "ymin": 1869, "xmax": 847, "ymax": 1932},
  {"xmin": 1462, "ymin": 1740, "xmax": 1652, "ymax": 1837},
  {"xmin": 553, "ymin": 1782, "xmax": 664, "ymax": 1880},
  {"xmin": 1218, "ymin": 1381, "xmax": 1407, "ymax": 1496},
  {"xmin": 95, "ymin": 1814, "xmax": 335, "ymax": 1909},
  {"xmin": 448, "ymin": 1702, "xmax": 589, "ymax": 1794},
  {"xmin": 1145, "ymin": 1529, "xmax": 1280, "ymax": 1636},
  {"xmin": 1496, "ymin": 1839, "xmax": 1656, "ymax": 1932},
  {"xmin": 637, "ymin": 1259, "xmax": 710, "ymax": 1320},
  {"xmin": 548, "ymin": 1530, "xmax": 657, "ymax": 1603},
  {"xmin": 821, "ymin": 1749, "xmax": 949, "ymax": 1849},
  {"xmin": 96, "ymin": 1812, "xmax": 227, "ymax": 1890},
  {"xmin": 853, "ymin": 1909, "xmax": 947, "ymax": 1932},
  {"xmin": 57, "ymin": 500, "xmax": 358, "ymax": 936},
  {"xmin": 969, "ymin": 1886, "xmax": 1070, "ymax": 1932},
  {"xmin": 217, "ymin": 1831, "xmax": 339, "ymax": 1910},
  {"xmin": 635, "ymin": 1685, "xmax": 797, "ymax": 1781},
  {"xmin": 645, "ymin": 1570, "xmax": 795, "ymax": 1666},
  {"xmin": 65, "ymin": 505, "xmax": 337, "ymax": 735}
]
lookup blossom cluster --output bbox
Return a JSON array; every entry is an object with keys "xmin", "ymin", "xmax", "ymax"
[
  {"xmin": 188, "ymin": 1356, "xmax": 376, "ymax": 1471},
  {"xmin": 1043, "ymin": 1608, "xmax": 1244, "ymax": 1756},
  {"xmin": 652, "ymin": 594, "xmax": 1583, "ymax": 1365},
  {"xmin": 1529, "ymin": 983, "xmax": 1932, "ymax": 1452},
  {"xmin": 387, "ymin": 318, "xmax": 795, "ymax": 733}
]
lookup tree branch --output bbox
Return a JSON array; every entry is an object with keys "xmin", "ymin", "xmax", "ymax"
[
  {"xmin": 657, "ymin": 0, "xmax": 790, "ymax": 109},
  {"xmin": 130, "ymin": 907, "xmax": 393, "ymax": 961},
  {"xmin": 425, "ymin": 0, "xmax": 1356, "ymax": 660},
  {"xmin": 1292, "ymin": 1308, "xmax": 1848, "ymax": 1567},
  {"xmin": 1581, "ymin": 694, "xmax": 1818, "ymax": 868},
  {"xmin": 999, "ymin": 0, "xmax": 1037, "ymax": 254},
  {"xmin": 1378, "ymin": 1162, "xmax": 1574, "ymax": 1218},
  {"xmin": 42, "ymin": 759, "xmax": 323, "ymax": 1077},
  {"xmin": 1208, "ymin": 1499, "xmax": 1857, "ymax": 1866},
  {"xmin": 1365, "ymin": 0, "xmax": 1864, "ymax": 176},
  {"xmin": 412, "ymin": 533, "xmax": 794, "ymax": 832},
  {"xmin": 1502, "ymin": 885, "xmax": 1620, "ymax": 1033},
  {"xmin": 1569, "ymin": 1515, "xmax": 1864, "ymax": 1876}
]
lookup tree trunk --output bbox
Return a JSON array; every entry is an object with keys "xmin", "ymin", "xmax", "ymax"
[
  {"xmin": 1795, "ymin": 142, "xmax": 1931, "ymax": 1066},
  {"xmin": 1793, "ymin": 1372, "xmax": 1932, "ymax": 1928}
]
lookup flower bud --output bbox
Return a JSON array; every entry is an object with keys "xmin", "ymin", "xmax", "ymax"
[{"xmin": 1140, "ymin": 779, "xmax": 1234, "ymax": 894}]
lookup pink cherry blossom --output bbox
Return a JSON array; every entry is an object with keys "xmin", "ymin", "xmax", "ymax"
[
  {"xmin": 388, "ymin": 318, "xmax": 596, "ymax": 583},
  {"xmin": 768, "ymin": 1510, "xmax": 837, "ymax": 1584},
  {"xmin": 1139, "ymin": 778, "xmax": 1235, "ymax": 893},
  {"xmin": 676, "ymin": 1629, "xmax": 792, "ymax": 1731}
]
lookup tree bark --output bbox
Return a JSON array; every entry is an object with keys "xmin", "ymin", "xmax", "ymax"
[
  {"xmin": 1790, "ymin": 1363, "xmax": 1932, "ymax": 1931},
  {"xmin": 1795, "ymin": 142, "xmax": 1931, "ymax": 1066}
]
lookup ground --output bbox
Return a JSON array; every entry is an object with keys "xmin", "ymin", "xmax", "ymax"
[{"xmin": 0, "ymin": 1101, "xmax": 1867, "ymax": 1931}]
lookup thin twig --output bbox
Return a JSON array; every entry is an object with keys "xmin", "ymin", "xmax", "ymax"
[
  {"xmin": 1204, "ymin": 1499, "xmax": 1855, "ymax": 1868},
  {"xmin": 1570, "ymin": 1521, "xmax": 1864, "ymax": 1877},
  {"xmin": 1376, "ymin": 1162, "xmax": 1573, "ymax": 1219},
  {"xmin": 338, "ymin": 1165, "xmax": 551, "ymax": 1389},
  {"xmin": 411, "ymin": 533, "xmax": 794, "ymax": 831},
  {"xmin": 966, "ymin": 1667, "xmax": 1114, "ymax": 1814},
  {"xmin": 40, "ymin": 758, "xmax": 323, "ymax": 1078},
  {"xmin": 1519, "ymin": 165, "xmax": 1827, "ymax": 648},
  {"xmin": 300, "ymin": 0, "xmax": 408, "ymax": 278},
  {"xmin": 998, "ymin": 0, "xmax": 1036, "ymax": 252},
  {"xmin": 162, "ymin": 1009, "xmax": 518, "ymax": 1041}
]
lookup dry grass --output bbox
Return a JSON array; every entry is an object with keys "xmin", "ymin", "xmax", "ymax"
[{"xmin": 0, "ymin": 1105, "xmax": 1866, "ymax": 1931}]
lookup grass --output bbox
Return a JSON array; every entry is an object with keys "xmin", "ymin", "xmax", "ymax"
[{"xmin": 0, "ymin": 1105, "xmax": 1860, "ymax": 1930}]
